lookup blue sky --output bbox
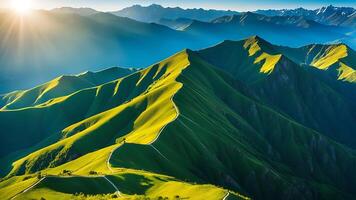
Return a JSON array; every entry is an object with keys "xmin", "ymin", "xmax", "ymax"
[{"xmin": 1, "ymin": 0, "xmax": 355, "ymax": 11}]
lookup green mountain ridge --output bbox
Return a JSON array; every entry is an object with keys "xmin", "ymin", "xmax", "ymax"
[
  {"xmin": 277, "ymin": 43, "xmax": 356, "ymax": 82},
  {"xmin": 198, "ymin": 36, "xmax": 356, "ymax": 148},
  {"xmin": 0, "ymin": 67, "xmax": 137, "ymax": 110},
  {"xmin": 0, "ymin": 36, "xmax": 355, "ymax": 200}
]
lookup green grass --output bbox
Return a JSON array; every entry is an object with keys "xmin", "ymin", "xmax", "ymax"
[
  {"xmin": 1, "ymin": 36, "xmax": 356, "ymax": 200},
  {"xmin": 0, "ymin": 49, "xmax": 248, "ymax": 200}
]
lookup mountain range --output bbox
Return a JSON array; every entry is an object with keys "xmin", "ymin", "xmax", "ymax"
[
  {"xmin": 184, "ymin": 12, "xmax": 352, "ymax": 48},
  {"xmin": 108, "ymin": 4, "xmax": 355, "ymax": 28},
  {"xmin": 256, "ymin": 5, "xmax": 355, "ymax": 28},
  {"xmin": 0, "ymin": 36, "xmax": 355, "ymax": 200},
  {"xmin": 1, "ymin": 6, "xmax": 354, "ymax": 94},
  {"xmin": 109, "ymin": 4, "xmax": 355, "ymax": 30},
  {"xmin": 111, "ymin": 4, "xmax": 239, "ymax": 23}
]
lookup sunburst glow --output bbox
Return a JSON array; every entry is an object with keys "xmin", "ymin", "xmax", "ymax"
[{"xmin": 11, "ymin": 0, "xmax": 33, "ymax": 15}]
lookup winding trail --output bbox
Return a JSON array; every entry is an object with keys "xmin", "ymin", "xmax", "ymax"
[
  {"xmin": 150, "ymin": 144, "xmax": 169, "ymax": 161},
  {"xmin": 146, "ymin": 93, "xmax": 181, "ymax": 161},
  {"xmin": 148, "ymin": 94, "xmax": 180, "ymax": 145},
  {"xmin": 10, "ymin": 177, "xmax": 46, "ymax": 200},
  {"xmin": 107, "ymin": 145, "xmax": 121, "ymax": 173},
  {"xmin": 223, "ymin": 191, "xmax": 230, "ymax": 200},
  {"xmin": 103, "ymin": 176, "xmax": 121, "ymax": 196},
  {"xmin": 107, "ymin": 87, "xmax": 182, "ymax": 170}
]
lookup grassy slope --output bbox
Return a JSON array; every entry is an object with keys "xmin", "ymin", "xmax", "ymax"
[
  {"xmin": 0, "ymin": 59, "xmax": 176, "ymax": 168},
  {"xmin": 2, "ymin": 51, "xmax": 189, "ymax": 177},
  {"xmin": 110, "ymin": 50, "xmax": 356, "ymax": 199},
  {"xmin": 0, "ymin": 67, "xmax": 135, "ymax": 175},
  {"xmin": 0, "ymin": 51, "xmax": 242, "ymax": 200},
  {"xmin": 197, "ymin": 36, "xmax": 356, "ymax": 148}
]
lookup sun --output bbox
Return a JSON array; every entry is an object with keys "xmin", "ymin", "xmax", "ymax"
[{"xmin": 11, "ymin": 0, "xmax": 33, "ymax": 15}]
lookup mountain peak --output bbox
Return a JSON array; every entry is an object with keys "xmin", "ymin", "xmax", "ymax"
[
  {"xmin": 249, "ymin": 35, "xmax": 263, "ymax": 41},
  {"xmin": 198, "ymin": 37, "xmax": 285, "ymax": 77},
  {"xmin": 318, "ymin": 5, "xmax": 336, "ymax": 14},
  {"xmin": 244, "ymin": 35, "xmax": 276, "ymax": 52},
  {"xmin": 148, "ymin": 4, "xmax": 164, "ymax": 9},
  {"xmin": 239, "ymin": 12, "xmax": 264, "ymax": 23},
  {"xmin": 241, "ymin": 11, "xmax": 261, "ymax": 18}
]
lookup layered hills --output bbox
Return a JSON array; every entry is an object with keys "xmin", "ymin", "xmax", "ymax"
[
  {"xmin": 0, "ymin": 10, "xmax": 191, "ymax": 93},
  {"xmin": 1, "ymin": 7, "xmax": 353, "ymax": 94},
  {"xmin": 0, "ymin": 36, "xmax": 355, "ymax": 199},
  {"xmin": 112, "ymin": 4, "xmax": 239, "ymax": 23},
  {"xmin": 184, "ymin": 12, "xmax": 349, "ymax": 47}
]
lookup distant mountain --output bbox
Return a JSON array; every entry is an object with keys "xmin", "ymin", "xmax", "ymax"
[
  {"xmin": 51, "ymin": 7, "xmax": 99, "ymax": 16},
  {"xmin": 256, "ymin": 5, "xmax": 356, "ymax": 28},
  {"xmin": 1, "ymin": 36, "xmax": 356, "ymax": 200},
  {"xmin": 184, "ymin": 12, "xmax": 352, "ymax": 47},
  {"xmin": 112, "ymin": 4, "xmax": 239, "ymax": 23}
]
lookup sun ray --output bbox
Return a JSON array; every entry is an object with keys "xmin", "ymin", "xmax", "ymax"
[{"xmin": 11, "ymin": 0, "xmax": 33, "ymax": 15}]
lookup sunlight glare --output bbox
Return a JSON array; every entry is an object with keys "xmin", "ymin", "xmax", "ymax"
[{"xmin": 11, "ymin": 0, "xmax": 33, "ymax": 15}]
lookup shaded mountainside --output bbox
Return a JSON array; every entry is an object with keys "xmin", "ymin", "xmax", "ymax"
[
  {"xmin": 198, "ymin": 36, "xmax": 356, "ymax": 148},
  {"xmin": 0, "ymin": 37, "xmax": 356, "ymax": 200}
]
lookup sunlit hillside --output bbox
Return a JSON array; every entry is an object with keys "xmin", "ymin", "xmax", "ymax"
[{"xmin": 0, "ymin": 36, "xmax": 355, "ymax": 200}]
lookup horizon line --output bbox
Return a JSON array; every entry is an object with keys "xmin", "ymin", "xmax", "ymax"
[{"xmin": 0, "ymin": 3, "xmax": 355, "ymax": 13}]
